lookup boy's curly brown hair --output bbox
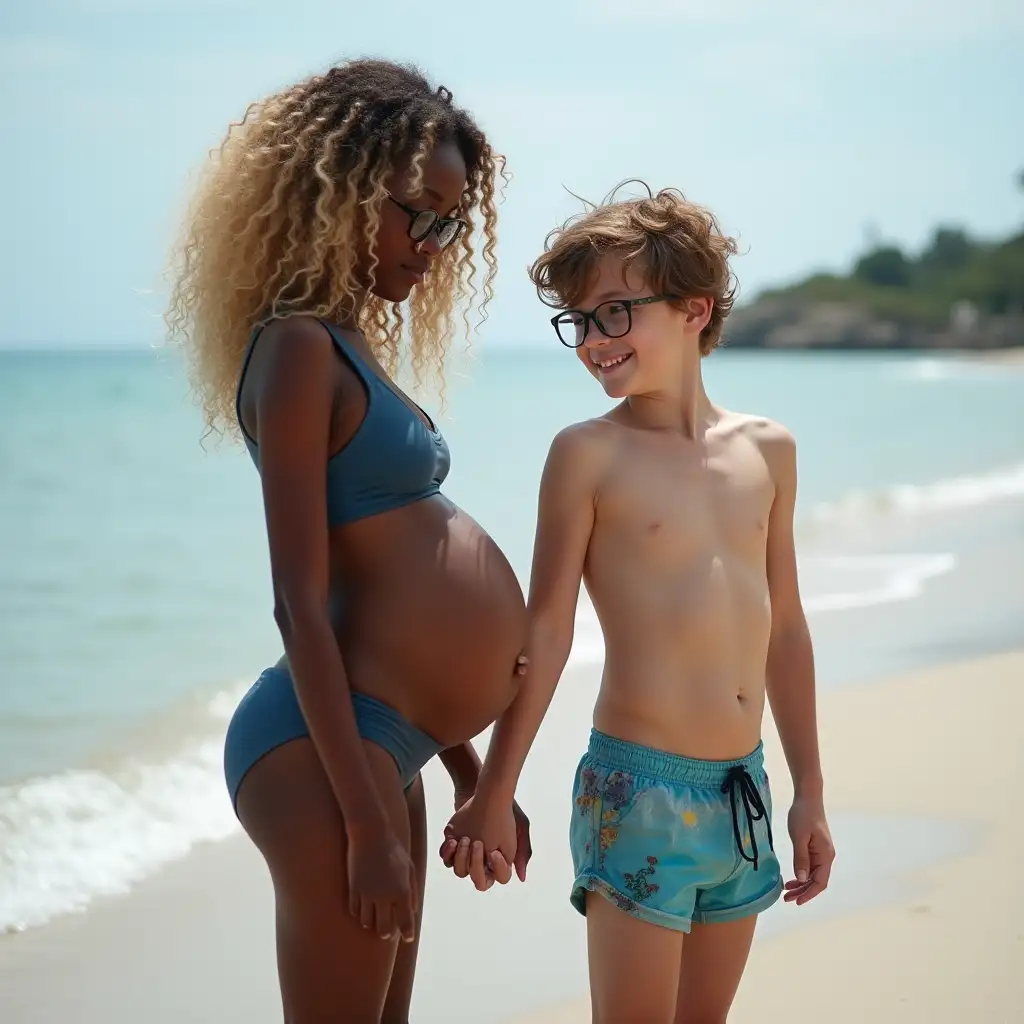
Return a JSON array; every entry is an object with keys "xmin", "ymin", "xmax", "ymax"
[{"xmin": 529, "ymin": 182, "xmax": 738, "ymax": 355}]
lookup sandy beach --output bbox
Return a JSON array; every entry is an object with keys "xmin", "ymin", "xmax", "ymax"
[
  {"xmin": 514, "ymin": 649, "xmax": 1024, "ymax": 1023},
  {"xmin": 973, "ymin": 346, "xmax": 1024, "ymax": 365},
  {"xmin": 4, "ymin": 3, "xmax": 1022, "ymax": 1019},
  {"xmin": 0, "ymin": 648, "xmax": 1020, "ymax": 1022}
]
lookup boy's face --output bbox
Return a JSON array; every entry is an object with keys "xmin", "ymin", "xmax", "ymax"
[{"xmin": 567, "ymin": 256, "xmax": 700, "ymax": 398}]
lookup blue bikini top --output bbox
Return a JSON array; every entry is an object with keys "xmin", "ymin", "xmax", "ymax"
[{"xmin": 236, "ymin": 319, "xmax": 451, "ymax": 526}]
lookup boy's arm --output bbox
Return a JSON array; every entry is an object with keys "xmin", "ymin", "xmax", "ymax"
[
  {"xmin": 762, "ymin": 424, "xmax": 834, "ymax": 903},
  {"xmin": 474, "ymin": 424, "xmax": 602, "ymax": 804},
  {"xmin": 764, "ymin": 427, "xmax": 821, "ymax": 797}
]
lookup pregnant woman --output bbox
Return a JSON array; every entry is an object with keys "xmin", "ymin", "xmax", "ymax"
[{"xmin": 165, "ymin": 59, "xmax": 529, "ymax": 1022}]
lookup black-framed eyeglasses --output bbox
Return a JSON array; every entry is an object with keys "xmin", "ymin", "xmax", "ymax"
[
  {"xmin": 387, "ymin": 194, "xmax": 466, "ymax": 250},
  {"xmin": 551, "ymin": 295, "xmax": 672, "ymax": 349}
]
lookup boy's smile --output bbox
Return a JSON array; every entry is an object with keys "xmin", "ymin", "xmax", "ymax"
[
  {"xmin": 581, "ymin": 334, "xmax": 639, "ymax": 393},
  {"xmin": 589, "ymin": 347, "xmax": 634, "ymax": 374},
  {"xmin": 570, "ymin": 259, "xmax": 656, "ymax": 393}
]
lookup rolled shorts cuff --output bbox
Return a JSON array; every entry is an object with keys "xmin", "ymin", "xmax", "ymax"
[
  {"xmin": 693, "ymin": 875, "xmax": 784, "ymax": 925},
  {"xmin": 570, "ymin": 874, "xmax": 694, "ymax": 934}
]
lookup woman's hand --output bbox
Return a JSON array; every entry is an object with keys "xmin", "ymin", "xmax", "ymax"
[
  {"xmin": 346, "ymin": 818, "xmax": 418, "ymax": 942},
  {"xmin": 510, "ymin": 800, "xmax": 532, "ymax": 882}
]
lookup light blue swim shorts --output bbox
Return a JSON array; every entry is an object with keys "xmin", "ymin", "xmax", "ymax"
[{"xmin": 569, "ymin": 729, "xmax": 783, "ymax": 932}]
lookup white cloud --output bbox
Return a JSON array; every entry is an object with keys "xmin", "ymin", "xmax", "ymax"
[{"xmin": 583, "ymin": 0, "xmax": 1024, "ymax": 42}]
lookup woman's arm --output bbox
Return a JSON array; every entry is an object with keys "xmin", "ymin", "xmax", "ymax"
[
  {"xmin": 439, "ymin": 743, "xmax": 481, "ymax": 799},
  {"xmin": 253, "ymin": 318, "xmax": 389, "ymax": 831}
]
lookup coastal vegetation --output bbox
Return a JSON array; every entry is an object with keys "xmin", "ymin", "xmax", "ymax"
[{"xmin": 728, "ymin": 171, "xmax": 1024, "ymax": 350}]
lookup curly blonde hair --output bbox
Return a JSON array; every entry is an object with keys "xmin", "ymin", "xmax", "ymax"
[
  {"xmin": 165, "ymin": 59, "xmax": 506, "ymax": 437},
  {"xmin": 529, "ymin": 182, "xmax": 738, "ymax": 356}
]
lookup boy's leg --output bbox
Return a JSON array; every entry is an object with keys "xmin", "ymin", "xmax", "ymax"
[
  {"xmin": 587, "ymin": 892, "xmax": 684, "ymax": 1023},
  {"xmin": 673, "ymin": 915, "xmax": 758, "ymax": 1024},
  {"xmin": 672, "ymin": 749, "xmax": 780, "ymax": 1021}
]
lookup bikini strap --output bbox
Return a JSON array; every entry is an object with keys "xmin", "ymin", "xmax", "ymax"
[
  {"xmin": 316, "ymin": 319, "xmax": 377, "ymax": 390},
  {"xmin": 236, "ymin": 317, "xmax": 376, "ymax": 444},
  {"xmin": 235, "ymin": 323, "xmax": 265, "ymax": 443}
]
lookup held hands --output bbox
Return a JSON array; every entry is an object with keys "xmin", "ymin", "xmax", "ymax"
[
  {"xmin": 784, "ymin": 795, "xmax": 835, "ymax": 905},
  {"xmin": 439, "ymin": 793, "xmax": 532, "ymax": 892},
  {"xmin": 437, "ymin": 648, "xmax": 533, "ymax": 891},
  {"xmin": 346, "ymin": 818, "xmax": 418, "ymax": 943}
]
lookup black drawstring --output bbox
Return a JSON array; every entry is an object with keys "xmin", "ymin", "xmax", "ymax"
[{"xmin": 721, "ymin": 766, "xmax": 774, "ymax": 870}]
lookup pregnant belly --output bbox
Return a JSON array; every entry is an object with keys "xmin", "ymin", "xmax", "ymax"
[{"xmin": 335, "ymin": 501, "xmax": 527, "ymax": 745}]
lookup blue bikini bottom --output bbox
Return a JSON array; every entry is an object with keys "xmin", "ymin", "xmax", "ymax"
[{"xmin": 223, "ymin": 664, "xmax": 444, "ymax": 809}]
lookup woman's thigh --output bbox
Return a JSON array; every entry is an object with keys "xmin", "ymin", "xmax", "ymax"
[{"xmin": 237, "ymin": 737, "xmax": 413, "ymax": 1023}]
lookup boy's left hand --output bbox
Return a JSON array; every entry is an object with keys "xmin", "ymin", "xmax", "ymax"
[{"xmin": 784, "ymin": 796, "xmax": 834, "ymax": 905}]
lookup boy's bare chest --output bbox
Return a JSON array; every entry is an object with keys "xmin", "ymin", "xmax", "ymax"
[{"xmin": 598, "ymin": 437, "xmax": 775, "ymax": 555}]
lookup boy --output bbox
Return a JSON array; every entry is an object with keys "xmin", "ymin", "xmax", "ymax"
[{"xmin": 444, "ymin": 185, "xmax": 834, "ymax": 1021}]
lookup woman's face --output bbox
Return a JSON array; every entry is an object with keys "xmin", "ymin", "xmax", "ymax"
[{"xmin": 368, "ymin": 140, "xmax": 469, "ymax": 303}]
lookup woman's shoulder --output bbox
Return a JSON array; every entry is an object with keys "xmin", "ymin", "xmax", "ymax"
[
  {"xmin": 257, "ymin": 313, "xmax": 334, "ymax": 348},
  {"xmin": 242, "ymin": 315, "xmax": 342, "ymax": 409}
]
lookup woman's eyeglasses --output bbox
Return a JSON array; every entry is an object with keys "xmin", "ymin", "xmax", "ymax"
[{"xmin": 387, "ymin": 195, "xmax": 466, "ymax": 250}]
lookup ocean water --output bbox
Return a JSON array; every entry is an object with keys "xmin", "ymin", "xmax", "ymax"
[{"xmin": 1, "ymin": 345, "xmax": 1023, "ymax": 935}]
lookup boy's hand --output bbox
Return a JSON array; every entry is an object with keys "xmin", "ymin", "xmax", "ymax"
[
  {"xmin": 440, "ymin": 796, "xmax": 530, "ymax": 891},
  {"xmin": 784, "ymin": 796, "xmax": 834, "ymax": 905}
]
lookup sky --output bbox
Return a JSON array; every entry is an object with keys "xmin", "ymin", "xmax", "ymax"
[{"xmin": 2, "ymin": 0, "xmax": 1022, "ymax": 348}]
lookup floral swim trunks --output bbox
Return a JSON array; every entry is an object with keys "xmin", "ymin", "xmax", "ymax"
[{"xmin": 569, "ymin": 729, "xmax": 782, "ymax": 932}]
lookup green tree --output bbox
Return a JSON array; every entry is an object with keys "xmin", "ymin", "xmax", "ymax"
[
  {"xmin": 854, "ymin": 246, "xmax": 912, "ymax": 287},
  {"xmin": 920, "ymin": 227, "xmax": 972, "ymax": 272}
]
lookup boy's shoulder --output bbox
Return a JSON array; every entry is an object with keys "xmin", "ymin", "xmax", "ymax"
[
  {"xmin": 721, "ymin": 409, "xmax": 797, "ymax": 482},
  {"xmin": 549, "ymin": 414, "xmax": 621, "ymax": 453},
  {"xmin": 722, "ymin": 408, "xmax": 796, "ymax": 450},
  {"xmin": 544, "ymin": 415, "xmax": 621, "ymax": 482}
]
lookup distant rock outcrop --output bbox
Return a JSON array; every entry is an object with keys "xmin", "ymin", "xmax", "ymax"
[
  {"xmin": 724, "ymin": 299, "xmax": 1024, "ymax": 351},
  {"xmin": 723, "ymin": 195, "xmax": 1024, "ymax": 351}
]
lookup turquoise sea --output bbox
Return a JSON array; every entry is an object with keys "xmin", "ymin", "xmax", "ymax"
[{"xmin": 1, "ymin": 345, "xmax": 1023, "ymax": 935}]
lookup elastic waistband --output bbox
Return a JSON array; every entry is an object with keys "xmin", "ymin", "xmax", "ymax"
[{"xmin": 585, "ymin": 729, "xmax": 764, "ymax": 789}]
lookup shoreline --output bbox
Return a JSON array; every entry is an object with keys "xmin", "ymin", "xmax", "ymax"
[
  {"xmin": 510, "ymin": 649, "xmax": 1024, "ymax": 1023},
  {"xmin": 971, "ymin": 345, "xmax": 1024, "ymax": 364},
  {"xmin": 2, "ymin": 649, "xmax": 1022, "ymax": 1022}
]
